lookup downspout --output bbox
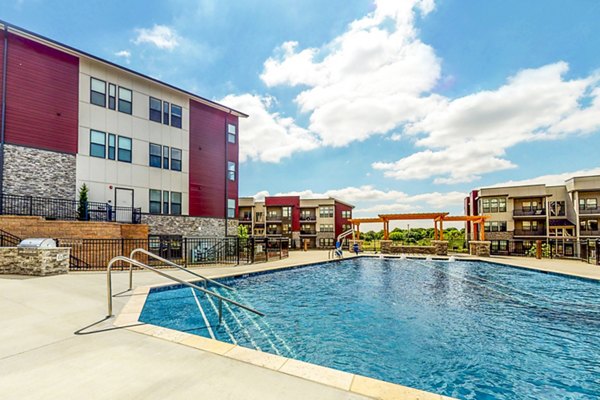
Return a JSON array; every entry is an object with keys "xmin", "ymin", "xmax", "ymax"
[
  {"xmin": 224, "ymin": 111, "xmax": 230, "ymax": 237},
  {"xmin": 0, "ymin": 25, "xmax": 9, "ymax": 209}
]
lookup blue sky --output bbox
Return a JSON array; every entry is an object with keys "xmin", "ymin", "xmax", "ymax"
[{"xmin": 3, "ymin": 0, "xmax": 600, "ymax": 227}]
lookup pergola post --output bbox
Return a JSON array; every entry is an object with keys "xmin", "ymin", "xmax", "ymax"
[
  {"xmin": 434, "ymin": 220, "xmax": 438, "ymax": 240},
  {"xmin": 440, "ymin": 219, "xmax": 444, "ymax": 240},
  {"xmin": 383, "ymin": 220, "xmax": 389, "ymax": 240}
]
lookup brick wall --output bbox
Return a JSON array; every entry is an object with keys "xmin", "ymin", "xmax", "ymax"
[{"xmin": 0, "ymin": 216, "xmax": 148, "ymax": 239}]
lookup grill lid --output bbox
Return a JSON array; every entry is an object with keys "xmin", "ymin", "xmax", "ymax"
[{"xmin": 17, "ymin": 238, "xmax": 57, "ymax": 248}]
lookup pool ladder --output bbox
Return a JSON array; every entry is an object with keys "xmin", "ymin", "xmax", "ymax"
[{"xmin": 106, "ymin": 248, "xmax": 265, "ymax": 322}]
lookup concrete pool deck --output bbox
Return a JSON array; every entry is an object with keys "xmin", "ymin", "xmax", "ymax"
[{"xmin": 0, "ymin": 251, "xmax": 598, "ymax": 399}]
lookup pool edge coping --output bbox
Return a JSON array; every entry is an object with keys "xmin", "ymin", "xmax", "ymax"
[{"xmin": 115, "ymin": 257, "xmax": 456, "ymax": 400}]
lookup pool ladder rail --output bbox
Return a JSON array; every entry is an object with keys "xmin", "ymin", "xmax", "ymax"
[{"xmin": 106, "ymin": 248, "xmax": 265, "ymax": 322}]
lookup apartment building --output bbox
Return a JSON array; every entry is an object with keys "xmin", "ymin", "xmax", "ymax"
[
  {"xmin": 238, "ymin": 196, "xmax": 354, "ymax": 248},
  {"xmin": 465, "ymin": 175, "xmax": 600, "ymax": 257},
  {"xmin": 0, "ymin": 21, "xmax": 244, "ymax": 236}
]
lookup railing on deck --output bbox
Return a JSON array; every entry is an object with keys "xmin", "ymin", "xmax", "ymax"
[
  {"xmin": 0, "ymin": 194, "xmax": 141, "ymax": 224},
  {"xmin": 57, "ymin": 236, "xmax": 289, "ymax": 271}
]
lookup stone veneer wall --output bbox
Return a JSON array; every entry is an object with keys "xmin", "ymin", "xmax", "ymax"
[
  {"xmin": 3, "ymin": 144, "xmax": 76, "ymax": 199},
  {"xmin": 142, "ymin": 214, "xmax": 239, "ymax": 237},
  {"xmin": 381, "ymin": 240, "xmax": 448, "ymax": 256},
  {"xmin": 348, "ymin": 240, "xmax": 364, "ymax": 252},
  {"xmin": 469, "ymin": 241, "xmax": 491, "ymax": 257},
  {"xmin": 0, "ymin": 247, "xmax": 70, "ymax": 276},
  {"xmin": 485, "ymin": 231, "xmax": 513, "ymax": 241}
]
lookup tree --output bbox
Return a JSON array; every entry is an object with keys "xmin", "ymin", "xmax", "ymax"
[
  {"xmin": 238, "ymin": 224, "xmax": 249, "ymax": 240},
  {"xmin": 77, "ymin": 184, "xmax": 89, "ymax": 221}
]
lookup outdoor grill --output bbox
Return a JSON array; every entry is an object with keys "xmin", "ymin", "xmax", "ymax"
[{"xmin": 17, "ymin": 238, "xmax": 57, "ymax": 248}]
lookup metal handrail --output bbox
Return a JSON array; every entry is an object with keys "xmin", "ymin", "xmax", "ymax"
[
  {"xmin": 129, "ymin": 248, "xmax": 233, "ymax": 291},
  {"xmin": 106, "ymin": 256, "xmax": 264, "ymax": 320}
]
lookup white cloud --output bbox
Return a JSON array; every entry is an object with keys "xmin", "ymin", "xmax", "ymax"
[
  {"xmin": 374, "ymin": 62, "xmax": 600, "ymax": 183},
  {"xmin": 489, "ymin": 166, "xmax": 600, "ymax": 188},
  {"xmin": 134, "ymin": 25, "xmax": 180, "ymax": 50},
  {"xmin": 260, "ymin": 0, "xmax": 442, "ymax": 146},
  {"xmin": 114, "ymin": 50, "xmax": 131, "ymax": 63},
  {"xmin": 219, "ymin": 94, "xmax": 321, "ymax": 163}
]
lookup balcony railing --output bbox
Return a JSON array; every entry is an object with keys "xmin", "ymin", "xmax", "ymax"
[
  {"xmin": 514, "ymin": 229, "xmax": 546, "ymax": 236},
  {"xmin": 0, "ymin": 193, "xmax": 141, "ymax": 224},
  {"xmin": 513, "ymin": 209, "xmax": 546, "ymax": 217},
  {"xmin": 266, "ymin": 215, "xmax": 282, "ymax": 221},
  {"xmin": 579, "ymin": 208, "xmax": 600, "ymax": 215},
  {"xmin": 266, "ymin": 230, "xmax": 282, "ymax": 235},
  {"xmin": 300, "ymin": 215, "xmax": 316, "ymax": 221},
  {"xmin": 300, "ymin": 230, "xmax": 316, "ymax": 235},
  {"xmin": 580, "ymin": 230, "xmax": 600, "ymax": 236}
]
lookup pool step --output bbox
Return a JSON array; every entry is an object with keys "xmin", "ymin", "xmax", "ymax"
[{"xmin": 190, "ymin": 286, "xmax": 296, "ymax": 358}]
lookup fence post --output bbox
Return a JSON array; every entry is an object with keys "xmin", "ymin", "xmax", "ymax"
[
  {"xmin": 265, "ymin": 239, "xmax": 269, "ymax": 262},
  {"xmin": 236, "ymin": 237, "xmax": 240, "ymax": 265},
  {"xmin": 29, "ymin": 196, "xmax": 33, "ymax": 215},
  {"xmin": 184, "ymin": 237, "xmax": 188, "ymax": 268},
  {"xmin": 279, "ymin": 239, "xmax": 283, "ymax": 259},
  {"xmin": 250, "ymin": 237, "xmax": 255, "ymax": 263}
]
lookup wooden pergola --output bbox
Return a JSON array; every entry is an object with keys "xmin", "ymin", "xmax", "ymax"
[{"xmin": 349, "ymin": 213, "xmax": 489, "ymax": 241}]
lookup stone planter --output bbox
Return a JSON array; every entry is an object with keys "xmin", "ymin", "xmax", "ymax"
[{"xmin": 469, "ymin": 241, "xmax": 491, "ymax": 257}]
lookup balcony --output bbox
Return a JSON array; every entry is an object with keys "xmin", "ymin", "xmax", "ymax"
[
  {"xmin": 580, "ymin": 230, "xmax": 600, "ymax": 236},
  {"xmin": 513, "ymin": 209, "xmax": 546, "ymax": 217},
  {"xmin": 579, "ymin": 207, "xmax": 600, "ymax": 215},
  {"xmin": 300, "ymin": 215, "xmax": 317, "ymax": 222},
  {"xmin": 300, "ymin": 230, "xmax": 317, "ymax": 236},
  {"xmin": 514, "ymin": 229, "xmax": 546, "ymax": 237},
  {"xmin": 239, "ymin": 216, "xmax": 252, "ymax": 223},
  {"xmin": 266, "ymin": 215, "xmax": 282, "ymax": 222},
  {"xmin": 266, "ymin": 230, "xmax": 282, "ymax": 236}
]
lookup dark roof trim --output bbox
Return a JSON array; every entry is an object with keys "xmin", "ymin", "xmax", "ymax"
[{"xmin": 0, "ymin": 20, "xmax": 248, "ymax": 118}]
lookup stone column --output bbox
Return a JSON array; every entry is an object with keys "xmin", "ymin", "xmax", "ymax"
[
  {"xmin": 431, "ymin": 240, "xmax": 449, "ymax": 256},
  {"xmin": 469, "ymin": 241, "xmax": 491, "ymax": 257}
]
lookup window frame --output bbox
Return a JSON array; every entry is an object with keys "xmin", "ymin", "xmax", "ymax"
[
  {"xmin": 171, "ymin": 104, "xmax": 182, "ymax": 128},
  {"xmin": 227, "ymin": 123, "xmax": 237, "ymax": 143},
  {"xmin": 90, "ymin": 77, "xmax": 106, "ymax": 107},
  {"xmin": 227, "ymin": 199, "xmax": 236, "ymax": 219},
  {"xmin": 163, "ymin": 191, "xmax": 170, "ymax": 215},
  {"xmin": 149, "ymin": 143, "xmax": 162, "ymax": 168},
  {"xmin": 90, "ymin": 130, "xmax": 106, "ymax": 158},
  {"xmin": 171, "ymin": 148, "xmax": 182, "ymax": 171},
  {"xmin": 149, "ymin": 189, "xmax": 161, "ymax": 214},
  {"xmin": 171, "ymin": 192, "xmax": 182, "ymax": 215},
  {"xmin": 228, "ymin": 161, "xmax": 236, "ymax": 181},
  {"xmin": 107, "ymin": 133, "xmax": 116, "ymax": 160},
  {"xmin": 163, "ymin": 101, "xmax": 170, "ymax": 125},
  {"xmin": 149, "ymin": 97, "xmax": 162, "ymax": 123},
  {"xmin": 118, "ymin": 87, "xmax": 133, "ymax": 115},
  {"xmin": 117, "ymin": 136, "xmax": 132, "ymax": 163},
  {"xmin": 163, "ymin": 146, "xmax": 170, "ymax": 169}
]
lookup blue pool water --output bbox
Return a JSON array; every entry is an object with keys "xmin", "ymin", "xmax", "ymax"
[{"xmin": 139, "ymin": 258, "xmax": 600, "ymax": 399}]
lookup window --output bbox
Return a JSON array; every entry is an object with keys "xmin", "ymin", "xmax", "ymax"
[
  {"xmin": 171, "ymin": 148, "xmax": 182, "ymax": 171},
  {"xmin": 149, "ymin": 97, "xmax": 162, "ymax": 122},
  {"xmin": 255, "ymin": 212, "xmax": 263, "ymax": 222},
  {"xmin": 283, "ymin": 224, "xmax": 291, "ymax": 234},
  {"xmin": 482, "ymin": 199, "xmax": 490, "ymax": 213},
  {"xmin": 522, "ymin": 221, "xmax": 538, "ymax": 231},
  {"xmin": 320, "ymin": 224, "xmax": 334, "ymax": 232},
  {"xmin": 90, "ymin": 130, "xmax": 106, "ymax": 158},
  {"xmin": 107, "ymin": 134, "xmax": 116, "ymax": 160},
  {"xmin": 171, "ymin": 104, "xmax": 182, "ymax": 128},
  {"xmin": 267, "ymin": 210, "xmax": 279, "ymax": 220},
  {"xmin": 108, "ymin": 84, "xmax": 116, "ymax": 110},
  {"xmin": 163, "ymin": 102, "xmax": 170, "ymax": 125},
  {"xmin": 149, "ymin": 190, "xmax": 161, "ymax": 214},
  {"xmin": 228, "ymin": 161, "xmax": 236, "ymax": 181},
  {"xmin": 490, "ymin": 198, "xmax": 498, "ymax": 213},
  {"xmin": 550, "ymin": 201, "xmax": 565, "ymax": 216},
  {"xmin": 301, "ymin": 211, "xmax": 314, "ymax": 220},
  {"xmin": 90, "ymin": 78, "xmax": 106, "ymax": 107},
  {"xmin": 342, "ymin": 224, "xmax": 351, "ymax": 231},
  {"xmin": 499, "ymin": 198, "xmax": 506, "ymax": 212},
  {"xmin": 587, "ymin": 198, "xmax": 598, "ymax": 210},
  {"xmin": 171, "ymin": 192, "xmax": 182, "ymax": 215},
  {"xmin": 163, "ymin": 191, "xmax": 169, "ymax": 215},
  {"xmin": 282, "ymin": 206, "xmax": 292, "ymax": 219},
  {"xmin": 341, "ymin": 210, "xmax": 352, "ymax": 219},
  {"xmin": 227, "ymin": 199, "xmax": 236, "ymax": 219},
  {"xmin": 118, "ymin": 87, "xmax": 132, "ymax": 114},
  {"xmin": 484, "ymin": 221, "xmax": 507, "ymax": 232},
  {"xmin": 163, "ymin": 146, "xmax": 170, "ymax": 169},
  {"xmin": 118, "ymin": 136, "xmax": 132, "ymax": 163},
  {"xmin": 267, "ymin": 224, "xmax": 279, "ymax": 234},
  {"xmin": 319, "ymin": 206, "xmax": 334, "ymax": 218},
  {"xmin": 149, "ymin": 144, "xmax": 161, "ymax": 167},
  {"xmin": 227, "ymin": 123, "xmax": 237, "ymax": 143},
  {"xmin": 319, "ymin": 238, "xmax": 334, "ymax": 247}
]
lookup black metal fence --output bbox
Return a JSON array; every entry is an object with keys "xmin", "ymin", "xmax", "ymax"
[
  {"xmin": 0, "ymin": 193, "xmax": 141, "ymax": 224},
  {"xmin": 56, "ymin": 236, "xmax": 290, "ymax": 271},
  {"xmin": 489, "ymin": 239, "xmax": 600, "ymax": 264},
  {"xmin": 0, "ymin": 229, "xmax": 21, "ymax": 247}
]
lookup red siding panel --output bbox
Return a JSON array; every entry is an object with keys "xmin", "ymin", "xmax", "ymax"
[
  {"xmin": 265, "ymin": 196, "xmax": 301, "ymax": 231},
  {"xmin": 335, "ymin": 201, "xmax": 353, "ymax": 238},
  {"xmin": 189, "ymin": 99, "xmax": 239, "ymax": 218},
  {"xmin": 0, "ymin": 34, "xmax": 4, "ymax": 129},
  {"xmin": 5, "ymin": 33, "xmax": 79, "ymax": 154}
]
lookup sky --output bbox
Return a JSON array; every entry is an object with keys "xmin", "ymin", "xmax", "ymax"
[{"xmin": 3, "ymin": 0, "xmax": 600, "ymax": 229}]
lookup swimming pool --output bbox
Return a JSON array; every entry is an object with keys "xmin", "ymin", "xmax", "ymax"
[{"xmin": 139, "ymin": 257, "xmax": 600, "ymax": 399}]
